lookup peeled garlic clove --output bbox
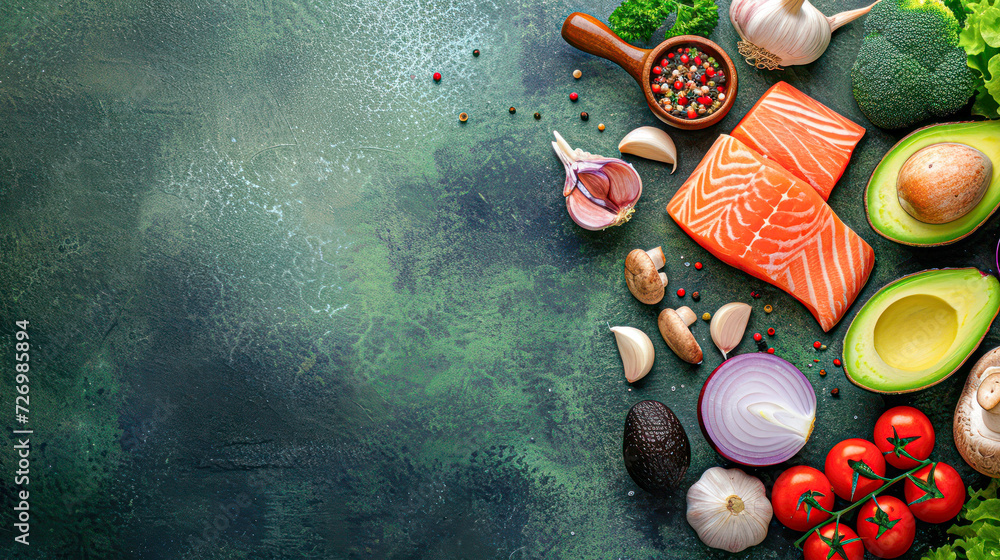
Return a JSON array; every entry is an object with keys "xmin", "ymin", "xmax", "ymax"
[
  {"xmin": 611, "ymin": 326, "xmax": 655, "ymax": 383},
  {"xmin": 710, "ymin": 303, "xmax": 752, "ymax": 358},
  {"xmin": 552, "ymin": 131, "xmax": 642, "ymax": 231},
  {"xmin": 618, "ymin": 126, "xmax": 678, "ymax": 174}
]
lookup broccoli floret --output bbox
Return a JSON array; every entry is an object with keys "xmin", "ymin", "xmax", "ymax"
[
  {"xmin": 851, "ymin": 0, "xmax": 975, "ymax": 129},
  {"xmin": 609, "ymin": 0, "xmax": 718, "ymax": 44}
]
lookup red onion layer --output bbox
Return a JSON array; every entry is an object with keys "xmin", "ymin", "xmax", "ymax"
[{"xmin": 698, "ymin": 353, "xmax": 817, "ymax": 466}]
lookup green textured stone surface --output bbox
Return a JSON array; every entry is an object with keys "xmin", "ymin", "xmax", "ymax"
[{"xmin": 0, "ymin": 0, "xmax": 995, "ymax": 558}]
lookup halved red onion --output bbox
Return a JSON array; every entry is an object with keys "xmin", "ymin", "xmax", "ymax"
[{"xmin": 698, "ymin": 353, "xmax": 817, "ymax": 466}]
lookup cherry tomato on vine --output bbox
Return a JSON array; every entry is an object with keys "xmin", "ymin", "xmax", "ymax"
[
  {"xmin": 874, "ymin": 406, "xmax": 935, "ymax": 469},
  {"xmin": 904, "ymin": 462, "xmax": 965, "ymax": 523},
  {"xmin": 825, "ymin": 438, "xmax": 886, "ymax": 502},
  {"xmin": 771, "ymin": 466, "xmax": 834, "ymax": 531},
  {"xmin": 856, "ymin": 496, "xmax": 916, "ymax": 558},
  {"xmin": 803, "ymin": 522, "xmax": 864, "ymax": 560}
]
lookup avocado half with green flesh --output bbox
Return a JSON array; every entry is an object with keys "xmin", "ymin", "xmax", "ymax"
[
  {"xmin": 844, "ymin": 268, "xmax": 1000, "ymax": 393},
  {"xmin": 866, "ymin": 121, "xmax": 1000, "ymax": 246}
]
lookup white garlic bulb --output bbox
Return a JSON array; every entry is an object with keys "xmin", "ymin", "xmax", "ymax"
[
  {"xmin": 686, "ymin": 467, "xmax": 772, "ymax": 553},
  {"xmin": 729, "ymin": 0, "xmax": 878, "ymax": 69}
]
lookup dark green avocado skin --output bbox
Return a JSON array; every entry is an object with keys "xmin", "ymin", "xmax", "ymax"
[{"xmin": 623, "ymin": 400, "xmax": 691, "ymax": 494}]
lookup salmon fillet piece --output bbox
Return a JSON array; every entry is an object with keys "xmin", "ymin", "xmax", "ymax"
[
  {"xmin": 667, "ymin": 135, "xmax": 875, "ymax": 332},
  {"xmin": 730, "ymin": 81, "xmax": 865, "ymax": 201}
]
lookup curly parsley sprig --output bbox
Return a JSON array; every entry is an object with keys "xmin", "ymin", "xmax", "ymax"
[{"xmin": 608, "ymin": 0, "xmax": 719, "ymax": 44}]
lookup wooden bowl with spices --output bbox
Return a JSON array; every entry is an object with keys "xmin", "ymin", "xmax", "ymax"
[{"xmin": 561, "ymin": 13, "xmax": 738, "ymax": 130}]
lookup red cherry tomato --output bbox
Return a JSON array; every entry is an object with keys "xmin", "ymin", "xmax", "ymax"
[
  {"xmin": 771, "ymin": 466, "xmax": 835, "ymax": 531},
  {"xmin": 904, "ymin": 462, "xmax": 965, "ymax": 523},
  {"xmin": 825, "ymin": 439, "xmax": 886, "ymax": 502},
  {"xmin": 804, "ymin": 522, "xmax": 864, "ymax": 560},
  {"xmin": 856, "ymin": 496, "xmax": 916, "ymax": 558},
  {"xmin": 874, "ymin": 406, "xmax": 935, "ymax": 469}
]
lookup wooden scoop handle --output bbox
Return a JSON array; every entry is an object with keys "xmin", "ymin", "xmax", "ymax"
[{"xmin": 561, "ymin": 12, "xmax": 649, "ymax": 84}]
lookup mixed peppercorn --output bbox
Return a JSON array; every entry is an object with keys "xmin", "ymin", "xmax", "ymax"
[{"xmin": 650, "ymin": 46, "xmax": 727, "ymax": 120}]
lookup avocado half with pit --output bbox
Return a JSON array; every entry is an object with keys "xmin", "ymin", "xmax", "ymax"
[
  {"xmin": 866, "ymin": 121, "xmax": 1000, "ymax": 246},
  {"xmin": 844, "ymin": 268, "xmax": 1000, "ymax": 393}
]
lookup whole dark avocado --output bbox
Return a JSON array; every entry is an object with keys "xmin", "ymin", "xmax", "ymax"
[{"xmin": 623, "ymin": 400, "xmax": 690, "ymax": 494}]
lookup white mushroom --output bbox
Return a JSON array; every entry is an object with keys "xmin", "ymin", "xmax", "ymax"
[
  {"xmin": 624, "ymin": 247, "xmax": 668, "ymax": 304},
  {"xmin": 953, "ymin": 346, "xmax": 1000, "ymax": 477}
]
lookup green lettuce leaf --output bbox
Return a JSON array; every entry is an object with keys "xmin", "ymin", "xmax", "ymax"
[{"xmin": 923, "ymin": 481, "xmax": 1000, "ymax": 560}]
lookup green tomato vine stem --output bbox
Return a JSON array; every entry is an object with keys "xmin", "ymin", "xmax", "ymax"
[{"xmin": 792, "ymin": 458, "xmax": 933, "ymax": 550}]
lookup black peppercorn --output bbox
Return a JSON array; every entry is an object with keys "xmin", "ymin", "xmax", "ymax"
[
  {"xmin": 691, "ymin": 291, "xmax": 700, "ymax": 301},
  {"xmin": 473, "ymin": 49, "xmax": 480, "ymax": 57},
  {"xmin": 508, "ymin": 107, "xmax": 516, "ymax": 114},
  {"xmin": 533, "ymin": 112, "xmax": 541, "ymax": 120},
  {"xmin": 831, "ymin": 388, "xmax": 840, "ymax": 396},
  {"xmin": 580, "ymin": 112, "xmax": 589, "ymax": 121}
]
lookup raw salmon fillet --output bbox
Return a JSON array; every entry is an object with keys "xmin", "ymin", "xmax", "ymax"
[
  {"xmin": 730, "ymin": 81, "xmax": 865, "ymax": 201},
  {"xmin": 667, "ymin": 135, "xmax": 875, "ymax": 332}
]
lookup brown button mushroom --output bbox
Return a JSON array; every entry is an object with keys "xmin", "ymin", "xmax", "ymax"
[
  {"xmin": 953, "ymin": 346, "xmax": 1000, "ymax": 477},
  {"xmin": 658, "ymin": 306, "xmax": 703, "ymax": 364},
  {"xmin": 625, "ymin": 247, "xmax": 668, "ymax": 304}
]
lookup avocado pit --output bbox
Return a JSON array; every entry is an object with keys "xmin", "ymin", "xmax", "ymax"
[{"xmin": 896, "ymin": 143, "xmax": 992, "ymax": 224}]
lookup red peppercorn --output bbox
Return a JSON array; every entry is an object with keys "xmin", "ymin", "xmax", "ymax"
[
  {"xmin": 674, "ymin": 80, "xmax": 684, "ymax": 90},
  {"xmin": 680, "ymin": 54, "xmax": 689, "ymax": 64},
  {"xmin": 677, "ymin": 288, "xmax": 686, "ymax": 297},
  {"xmin": 718, "ymin": 86, "xmax": 725, "ymax": 93},
  {"xmin": 653, "ymin": 66, "xmax": 662, "ymax": 75},
  {"xmin": 767, "ymin": 327, "xmax": 776, "ymax": 336},
  {"xmin": 433, "ymin": 72, "xmax": 442, "ymax": 81},
  {"xmin": 834, "ymin": 359, "xmax": 842, "ymax": 367},
  {"xmin": 699, "ymin": 75, "xmax": 707, "ymax": 85},
  {"xmin": 569, "ymin": 92, "xmax": 578, "ymax": 102},
  {"xmin": 667, "ymin": 52, "xmax": 675, "ymax": 59},
  {"xmin": 813, "ymin": 341, "xmax": 822, "ymax": 349},
  {"xmin": 684, "ymin": 48, "xmax": 690, "ymax": 53},
  {"xmin": 767, "ymin": 348, "xmax": 775, "ymax": 354},
  {"xmin": 687, "ymin": 110, "xmax": 697, "ymax": 119},
  {"xmin": 677, "ymin": 96, "xmax": 687, "ymax": 106},
  {"xmin": 831, "ymin": 388, "xmax": 839, "ymax": 396},
  {"xmin": 694, "ymin": 56, "xmax": 702, "ymax": 66},
  {"xmin": 661, "ymin": 59, "xmax": 668, "ymax": 66},
  {"xmin": 753, "ymin": 333, "xmax": 762, "ymax": 342},
  {"xmin": 706, "ymin": 67, "xmax": 715, "ymax": 77},
  {"xmin": 694, "ymin": 262, "xmax": 703, "ymax": 270},
  {"xmin": 651, "ymin": 83, "xmax": 661, "ymax": 93}
]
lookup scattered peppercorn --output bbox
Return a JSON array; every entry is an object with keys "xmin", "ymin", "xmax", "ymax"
[
  {"xmin": 820, "ymin": 369, "xmax": 827, "ymax": 376},
  {"xmin": 833, "ymin": 359, "xmax": 842, "ymax": 367},
  {"xmin": 691, "ymin": 291, "xmax": 700, "ymax": 301},
  {"xmin": 508, "ymin": 107, "xmax": 516, "ymax": 114},
  {"xmin": 569, "ymin": 92, "xmax": 579, "ymax": 102},
  {"xmin": 813, "ymin": 359, "xmax": 820, "ymax": 363},
  {"xmin": 580, "ymin": 112, "xmax": 589, "ymax": 121},
  {"xmin": 534, "ymin": 112, "xmax": 541, "ymax": 120},
  {"xmin": 821, "ymin": 345, "xmax": 828, "ymax": 351},
  {"xmin": 764, "ymin": 304, "xmax": 773, "ymax": 313},
  {"xmin": 831, "ymin": 388, "xmax": 840, "ymax": 396},
  {"xmin": 751, "ymin": 290, "xmax": 761, "ymax": 298},
  {"xmin": 573, "ymin": 69, "xmax": 582, "ymax": 79},
  {"xmin": 598, "ymin": 123, "xmax": 606, "ymax": 131},
  {"xmin": 433, "ymin": 72, "xmax": 442, "ymax": 82},
  {"xmin": 694, "ymin": 262, "xmax": 703, "ymax": 270},
  {"xmin": 767, "ymin": 348, "xmax": 775, "ymax": 354},
  {"xmin": 756, "ymin": 339, "xmax": 768, "ymax": 351},
  {"xmin": 813, "ymin": 341, "xmax": 822, "ymax": 349},
  {"xmin": 702, "ymin": 312, "xmax": 711, "ymax": 321},
  {"xmin": 753, "ymin": 333, "xmax": 762, "ymax": 342},
  {"xmin": 676, "ymin": 288, "xmax": 685, "ymax": 297},
  {"xmin": 458, "ymin": 112, "xmax": 468, "ymax": 122},
  {"xmin": 767, "ymin": 327, "xmax": 776, "ymax": 336}
]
